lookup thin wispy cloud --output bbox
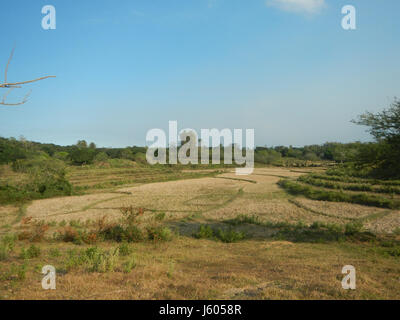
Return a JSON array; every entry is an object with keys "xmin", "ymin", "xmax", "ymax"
[{"xmin": 266, "ymin": 0, "xmax": 326, "ymax": 15}]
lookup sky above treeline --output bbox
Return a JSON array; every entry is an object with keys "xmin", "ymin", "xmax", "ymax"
[{"xmin": 0, "ymin": 0, "xmax": 399, "ymax": 148}]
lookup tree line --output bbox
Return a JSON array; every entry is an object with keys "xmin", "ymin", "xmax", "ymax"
[{"xmin": 1, "ymin": 98, "xmax": 399, "ymax": 178}]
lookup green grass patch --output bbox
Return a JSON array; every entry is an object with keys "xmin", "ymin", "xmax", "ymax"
[
  {"xmin": 193, "ymin": 225, "xmax": 246, "ymax": 243},
  {"xmin": 299, "ymin": 175, "xmax": 400, "ymax": 195},
  {"xmin": 278, "ymin": 179, "xmax": 400, "ymax": 209}
]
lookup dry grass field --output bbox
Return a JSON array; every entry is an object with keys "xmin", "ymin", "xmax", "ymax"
[{"xmin": 1, "ymin": 166, "xmax": 400, "ymax": 300}]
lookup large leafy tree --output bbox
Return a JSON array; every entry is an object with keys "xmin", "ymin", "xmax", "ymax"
[{"xmin": 352, "ymin": 99, "xmax": 400, "ymax": 178}]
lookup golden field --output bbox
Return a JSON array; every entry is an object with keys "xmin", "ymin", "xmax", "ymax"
[{"xmin": 0, "ymin": 166, "xmax": 399, "ymax": 299}]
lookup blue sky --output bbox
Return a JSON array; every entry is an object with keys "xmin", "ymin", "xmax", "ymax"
[{"xmin": 0, "ymin": 0, "xmax": 399, "ymax": 147}]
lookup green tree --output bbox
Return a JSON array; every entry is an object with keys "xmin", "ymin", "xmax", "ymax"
[
  {"xmin": 352, "ymin": 99, "xmax": 400, "ymax": 178},
  {"xmin": 94, "ymin": 152, "xmax": 109, "ymax": 162},
  {"xmin": 69, "ymin": 147, "xmax": 95, "ymax": 165},
  {"xmin": 76, "ymin": 140, "xmax": 88, "ymax": 149},
  {"xmin": 53, "ymin": 151, "xmax": 69, "ymax": 161},
  {"xmin": 120, "ymin": 148, "xmax": 135, "ymax": 160}
]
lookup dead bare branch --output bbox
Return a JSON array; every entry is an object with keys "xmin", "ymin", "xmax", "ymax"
[
  {"xmin": 0, "ymin": 76, "xmax": 56, "ymax": 88},
  {"xmin": 0, "ymin": 47, "xmax": 55, "ymax": 106},
  {"xmin": 1, "ymin": 87, "xmax": 15, "ymax": 103},
  {"xmin": 4, "ymin": 44, "xmax": 15, "ymax": 84}
]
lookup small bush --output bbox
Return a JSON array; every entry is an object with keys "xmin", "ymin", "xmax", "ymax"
[
  {"xmin": 194, "ymin": 225, "xmax": 214, "ymax": 239},
  {"xmin": 64, "ymin": 249, "xmax": 86, "ymax": 271},
  {"xmin": 69, "ymin": 220, "xmax": 83, "ymax": 228},
  {"xmin": 0, "ymin": 234, "xmax": 16, "ymax": 261},
  {"xmin": 155, "ymin": 212, "xmax": 166, "ymax": 221},
  {"xmin": 59, "ymin": 220, "xmax": 67, "ymax": 227},
  {"xmin": 58, "ymin": 226, "xmax": 79, "ymax": 243},
  {"xmin": 20, "ymin": 245, "xmax": 41, "ymax": 259},
  {"xmin": 193, "ymin": 225, "xmax": 246, "ymax": 243},
  {"xmin": 120, "ymin": 206, "xmax": 143, "ymax": 226},
  {"xmin": 49, "ymin": 248, "xmax": 61, "ymax": 258},
  {"xmin": 215, "ymin": 228, "xmax": 245, "ymax": 243},
  {"xmin": 310, "ymin": 221, "xmax": 324, "ymax": 229},
  {"xmin": 387, "ymin": 247, "xmax": 400, "ymax": 257},
  {"xmin": 345, "ymin": 222, "xmax": 364, "ymax": 235},
  {"xmin": 122, "ymin": 256, "xmax": 136, "ymax": 273},
  {"xmin": 27, "ymin": 244, "xmax": 41, "ymax": 258},
  {"xmin": 326, "ymin": 223, "xmax": 344, "ymax": 233},
  {"xmin": 85, "ymin": 247, "xmax": 119, "ymax": 273},
  {"xmin": 0, "ymin": 158, "xmax": 72, "ymax": 205},
  {"xmin": 101, "ymin": 225, "xmax": 126, "ymax": 242},
  {"xmin": 16, "ymin": 263, "xmax": 28, "ymax": 281},
  {"xmin": 125, "ymin": 225, "xmax": 146, "ymax": 242},
  {"xmin": 17, "ymin": 219, "xmax": 49, "ymax": 242},
  {"xmin": 147, "ymin": 226, "xmax": 173, "ymax": 242},
  {"xmin": 226, "ymin": 214, "xmax": 261, "ymax": 226},
  {"xmin": 118, "ymin": 242, "xmax": 133, "ymax": 256}
]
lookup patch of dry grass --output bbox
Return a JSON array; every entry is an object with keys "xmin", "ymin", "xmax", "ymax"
[
  {"xmin": 294, "ymin": 198, "xmax": 388, "ymax": 221},
  {"xmin": 2, "ymin": 238, "xmax": 400, "ymax": 300}
]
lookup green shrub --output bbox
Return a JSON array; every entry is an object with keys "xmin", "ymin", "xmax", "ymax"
[
  {"xmin": 19, "ymin": 248, "xmax": 28, "ymax": 259},
  {"xmin": 125, "ymin": 225, "xmax": 146, "ymax": 242},
  {"xmin": 193, "ymin": 225, "xmax": 246, "ymax": 243},
  {"xmin": 326, "ymin": 223, "xmax": 344, "ymax": 233},
  {"xmin": 0, "ymin": 234, "xmax": 16, "ymax": 261},
  {"xmin": 100, "ymin": 225, "xmax": 145, "ymax": 243},
  {"xmin": 122, "ymin": 256, "xmax": 137, "ymax": 273},
  {"xmin": 64, "ymin": 249, "xmax": 87, "ymax": 271},
  {"xmin": 344, "ymin": 222, "xmax": 364, "ymax": 235},
  {"xmin": 215, "ymin": 228, "xmax": 246, "ymax": 243},
  {"xmin": 16, "ymin": 263, "xmax": 28, "ymax": 281},
  {"xmin": 147, "ymin": 226, "xmax": 173, "ymax": 242},
  {"xmin": 94, "ymin": 152, "xmax": 109, "ymax": 162},
  {"xmin": 310, "ymin": 221, "xmax": 324, "ymax": 229},
  {"xmin": 194, "ymin": 225, "xmax": 214, "ymax": 239},
  {"xmin": 59, "ymin": 220, "xmax": 67, "ymax": 227},
  {"xmin": 20, "ymin": 245, "xmax": 41, "ymax": 259},
  {"xmin": 387, "ymin": 247, "xmax": 400, "ymax": 257},
  {"xmin": 226, "ymin": 214, "xmax": 261, "ymax": 226},
  {"xmin": 69, "ymin": 220, "xmax": 83, "ymax": 228},
  {"xmin": 57, "ymin": 226, "xmax": 80, "ymax": 243},
  {"xmin": 1, "ymin": 158, "xmax": 72, "ymax": 205},
  {"xmin": 49, "ymin": 248, "xmax": 61, "ymax": 258},
  {"xmin": 118, "ymin": 242, "xmax": 133, "ymax": 256},
  {"xmin": 84, "ymin": 247, "xmax": 119, "ymax": 273}
]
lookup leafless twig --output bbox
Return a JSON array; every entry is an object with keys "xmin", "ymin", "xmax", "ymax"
[{"xmin": 0, "ymin": 46, "xmax": 55, "ymax": 106}]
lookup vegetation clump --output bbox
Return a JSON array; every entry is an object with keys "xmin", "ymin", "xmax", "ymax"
[
  {"xmin": 298, "ymin": 175, "xmax": 400, "ymax": 195},
  {"xmin": 278, "ymin": 179, "xmax": 400, "ymax": 209},
  {"xmin": 0, "ymin": 234, "xmax": 16, "ymax": 261},
  {"xmin": 193, "ymin": 225, "xmax": 246, "ymax": 243}
]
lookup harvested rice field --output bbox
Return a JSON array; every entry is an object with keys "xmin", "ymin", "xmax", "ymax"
[{"xmin": 1, "ymin": 167, "xmax": 400, "ymax": 300}]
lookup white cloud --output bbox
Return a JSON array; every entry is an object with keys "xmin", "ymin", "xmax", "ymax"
[{"xmin": 266, "ymin": 0, "xmax": 326, "ymax": 14}]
